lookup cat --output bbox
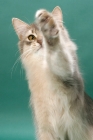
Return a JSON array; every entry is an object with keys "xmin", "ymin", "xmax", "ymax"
[{"xmin": 12, "ymin": 6, "xmax": 93, "ymax": 140}]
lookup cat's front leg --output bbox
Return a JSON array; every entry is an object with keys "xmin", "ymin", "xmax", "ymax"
[
  {"xmin": 35, "ymin": 9, "xmax": 59, "ymax": 45},
  {"xmin": 35, "ymin": 7, "xmax": 74, "ymax": 79}
]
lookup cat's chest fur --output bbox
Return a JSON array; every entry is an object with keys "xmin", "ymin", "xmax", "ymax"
[
  {"xmin": 42, "ymin": 86, "xmax": 85, "ymax": 140},
  {"xmin": 28, "ymin": 65, "xmax": 89, "ymax": 140}
]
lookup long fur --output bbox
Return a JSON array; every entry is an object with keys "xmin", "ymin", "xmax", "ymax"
[{"xmin": 12, "ymin": 6, "xmax": 93, "ymax": 140}]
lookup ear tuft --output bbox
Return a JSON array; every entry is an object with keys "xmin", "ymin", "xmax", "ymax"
[
  {"xmin": 52, "ymin": 6, "xmax": 63, "ymax": 22},
  {"xmin": 12, "ymin": 18, "xmax": 29, "ymax": 40}
]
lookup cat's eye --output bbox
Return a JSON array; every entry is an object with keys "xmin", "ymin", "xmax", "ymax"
[{"xmin": 28, "ymin": 35, "xmax": 36, "ymax": 41}]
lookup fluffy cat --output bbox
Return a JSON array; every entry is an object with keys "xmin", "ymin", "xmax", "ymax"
[{"xmin": 12, "ymin": 6, "xmax": 93, "ymax": 140}]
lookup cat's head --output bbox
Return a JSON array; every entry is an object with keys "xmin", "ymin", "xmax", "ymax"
[
  {"xmin": 12, "ymin": 18, "xmax": 45, "ymax": 71},
  {"xmin": 12, "ymin": 6, "xmax": 63, "ymax": 66},
  {"xmin": 12, "ymin": 18, "xmax": 43, "ymax": 54}
]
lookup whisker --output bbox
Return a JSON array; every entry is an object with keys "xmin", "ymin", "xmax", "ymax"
[
  {"xmin": 8, "ymin": 23, "xmax": 15, "ymax": 36},
  {"xmin": 23, "ymin": 16, "xmax": 31, "ymax": 24},
  {"xmin": 57, "ymin": 20, "xmax": 64, "ymax": 24},
  {"xmin": 19, "ymin": 64, "xmax": 24, "ymax": 77},
  {"xmin": 25, "ymin": 51, "xmax": 32, "ymax": 58},
  {"xmin": 22, "ymin": 51, "xmax": 31, "ymax": 61},
  {"xmin": 11, "ymin": 56, "xmax": 21, "ymax": 78},
  {"xmin": 11, "ymin": 49, "xmax": 32, "ymax": 78},
  {"xmin": 15, "ymin": 50, "xmax": 20, "ymax": 56},
  {"xmin": 20, "ymin": 49, "xmax": 32, "ymax": 58}
]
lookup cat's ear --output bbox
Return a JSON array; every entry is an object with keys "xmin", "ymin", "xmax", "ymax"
[
  {"xmin": 12, "ymin": 18, "xmax": 30, "ymax": 40},
  {"xmin": 52, "ymin": 6, "xmax": 63, "ymax": 22}
]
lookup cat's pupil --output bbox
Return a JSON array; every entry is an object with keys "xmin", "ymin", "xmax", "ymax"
[{"xmin": 28, "ymin": 34, "xmax": 35, "ymax": 40}]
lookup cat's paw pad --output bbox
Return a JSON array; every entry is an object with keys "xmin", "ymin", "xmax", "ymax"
[{"xmin": 35, "ymin": 9, "xmax": 59, "ymax": 37}]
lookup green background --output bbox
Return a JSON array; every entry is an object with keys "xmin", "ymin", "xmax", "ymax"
[{"xmin": 0, "ymin": 0, "xmax": 93, "ymax": 140}]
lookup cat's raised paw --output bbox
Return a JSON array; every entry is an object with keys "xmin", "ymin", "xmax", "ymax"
[
  {"xmin": 35, "ymin": 9, "xmax": 59, "ymax": 38},
  {"xmin": 35, "ymin": 9, "xmax": 46, "ymax": 19},
  {"xmin": 35, "ymin": 10, "xmax": 51, "ymax": 27}
]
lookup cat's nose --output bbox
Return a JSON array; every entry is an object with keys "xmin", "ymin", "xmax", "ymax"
[{"xmin": 37, "ymin": 39, "xmax": 42, "ymax": 46}]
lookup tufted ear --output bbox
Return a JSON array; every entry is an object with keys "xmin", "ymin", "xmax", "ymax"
[
  {"xmin": 52, "ymin": 6, "xmax": 63, "ymax": 22},
  {"xmin": 12, "ymin": 18, "xmax": 30, "ymax": 40}
]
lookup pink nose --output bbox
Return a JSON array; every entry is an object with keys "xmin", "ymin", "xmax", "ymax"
[{"xmin": 37, "ymin": 39, "xmax": 42, "ymax": 46}]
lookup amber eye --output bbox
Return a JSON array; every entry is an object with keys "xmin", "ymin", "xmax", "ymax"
[{"xmin": 28, "ymin": 35, "xmax": 36, "ymax": 41}]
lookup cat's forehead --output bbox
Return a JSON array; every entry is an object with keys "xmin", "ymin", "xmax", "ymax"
[
  {"xmin": 26, "ymin": 23, "xmax": 41, "ymax": 37},
  {"xmin": 29, "ymin": 24, "xmax": 40, "ymax": 33}
]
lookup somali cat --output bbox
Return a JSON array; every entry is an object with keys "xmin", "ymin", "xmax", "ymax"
[{"xmin": 12, "ymin": 6, "xmax": 93, "ymax": 140}]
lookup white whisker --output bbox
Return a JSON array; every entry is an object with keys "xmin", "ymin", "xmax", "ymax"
[
  {"xmin": 56, "ymin": 20, "xmax": 64, "ymax": 24},
  {"xmin": 20, "ymin": 49, "xmax": 32, "ymax": 58},
  {"xmin": 23, "ymin": 16, "xmax": 31, "ymax": 24},
  {"xmin": 19, "ymin": 63, "xmax": 24, "ymax": 77},
  {"xmin": 11, "ymin": 56, "xmax": 21, "ymax": 78},
  {"xmin": 11, "ymin": 49, "xmax": 31, "ymax": 77},
  {"xmin": 15, "ymin": 50, "xmax": 20, "ymax": 56}
]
